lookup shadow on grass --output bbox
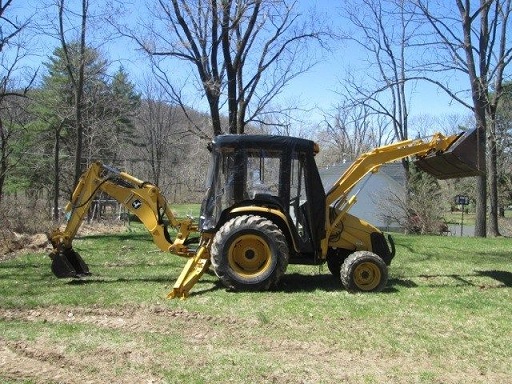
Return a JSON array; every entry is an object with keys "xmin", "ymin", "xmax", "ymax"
[
  {"xmin": 276, "ymin": 269, "xmax": 512, "ymax": 294},
  {"xmin": 76, "ymin": 232, "xmax": 153, "ymax": 242},
  {"xmin": 476, "ymin": 270, "xmax": 512, "ymax": 286},
  {"xmin": 277, "ymin": 273, "xmax": 416, "ymax": 294},
  {"xmin": 279, "ymin": 273, "xmax": 340, "ymax": 293},
  {"xmin": 68, "ymin": 273, "xmax": 343, "ymax": 296},
  {"xmin": 66, "ymin": 276, "xmax": 172, "ymax": 285},
  {"xmin": 187, "ymin": 281, "xmax": 225, "ymax": 298},
  {"xmin": 51, "ymin": 269, "xmax": 424, "ymax": 296},
  {"xmin": 388, "ymin": 278, "xmax": 418, "ymax": 290},
  {"xmin": 65, "ymin": 271, "xmax": 225, "ymax": 298},
  {"xmin": 417, "ymin": 270, "xmax": 512, "ymax": 288},
  {"xmin": 55, "ymin": 269, "xmax": 512, "ymax": 299}
]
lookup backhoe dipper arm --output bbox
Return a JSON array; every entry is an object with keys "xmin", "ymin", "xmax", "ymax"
[
  {"xmin": 49, "ymin": 162, "xmax": 200, "ymax": 281},
  {"xmin": 50, "ymin": 161, "xmax": 197, "ymax": 255}
]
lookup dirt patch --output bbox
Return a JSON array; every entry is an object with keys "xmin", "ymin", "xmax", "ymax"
[
  {"xmin": 0, "ymin": 338, "xmax": 162, "ymax": 384},
  {"xmin": 0, "ymin": 304, "xmax": 504, "ymax": 384},
  {"xmin": 0, "ymin": 231, "xmax": 51, "ymax": 262},
  {"xmin": 0, "ymin": 222, "xmax": 127, "ymax": 262},
  {"xmin": 0, "ymin": 304, "xmax": 252, "ymax": 384},
  {"xmin": 0, "ymin": 304, "xmax": 254, "ymax": 336}
]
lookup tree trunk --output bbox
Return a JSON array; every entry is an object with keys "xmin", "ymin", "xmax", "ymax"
[
  {"xmin": 474, "ymin": 126, "xmax": 487, "ymax": 237},
  {"xmin": 73, "ymin": 0, "xmax": 87, "ymax": 188},
  {"xmin": 221, "ymin": 0, "xmax": 238, "ymax": 134},
  {"xmin": 53, "ymin": 128, "xmax": 61, "ymax": 222},
  {"xmin": 0, "ymin": 118, "xmax": 6, "ymax": 203},
  {"xmin": 73, "ymin": 91, "xmax": 84, "ymax": 188},
  {"xmin": 487, "ymin": 126, "xmax": 501, "ymax": 236},
  {"xmin": 208, "ymin": 93, "xmax": 222, "ymax": 136}
]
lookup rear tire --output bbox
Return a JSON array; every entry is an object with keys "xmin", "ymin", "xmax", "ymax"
[
  {"xmin": 341, "ymin": 251, "xmax": 388, "ymax": 293},
  {"xmin": 211, "ymin": 215, "xmax": 289, "ymax": 291}
]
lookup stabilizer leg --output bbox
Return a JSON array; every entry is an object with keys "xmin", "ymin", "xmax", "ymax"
[{"xmin": 167, "ymin": 246, "xmax": 210, "ymax": 300}]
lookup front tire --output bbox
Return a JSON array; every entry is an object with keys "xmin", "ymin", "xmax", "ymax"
[
  {"xmin": 211, "ymin": 215, "xmax": 289, "ymax": 291},
  {"xmin": 341, "ymin": 251, "xmax": 388, "ymax": 293}
]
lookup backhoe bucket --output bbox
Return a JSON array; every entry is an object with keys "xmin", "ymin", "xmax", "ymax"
[
  {"xmin": 50, "ymin": 249, "xmax": 90, "ymax": 278},
  {"xmin": 415, "ymin": 129, "xmax": 485, "ymax": 179}
]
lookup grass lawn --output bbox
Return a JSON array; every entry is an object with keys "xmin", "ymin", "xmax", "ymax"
[{"xmin": 0, "ymin": 227, "xmax": 511, "ymax": 383}]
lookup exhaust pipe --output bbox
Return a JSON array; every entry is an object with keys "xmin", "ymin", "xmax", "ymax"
[{"xmin": 415, "ymin": 129, "xmax": 485, "ymax": 179}]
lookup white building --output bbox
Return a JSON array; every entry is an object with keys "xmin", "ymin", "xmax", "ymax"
[{"xmin": 319, "ymin": 162, "xmax": 406, "ymax": 231}]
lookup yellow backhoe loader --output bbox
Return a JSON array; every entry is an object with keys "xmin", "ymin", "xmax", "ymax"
[{"xmin": 48, "ymin": 129, "xmax": 483, "ymax": 298}]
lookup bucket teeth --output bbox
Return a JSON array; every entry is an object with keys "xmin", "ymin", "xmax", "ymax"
[{"xmin": 50, "ymin": 249, "xmax": 90, "ymax": 278}]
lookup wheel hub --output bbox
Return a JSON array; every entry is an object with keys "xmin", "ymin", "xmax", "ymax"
[
  {"xmin": 353, "ymin": 262, "xmax": 381, "ymax": 291},
  {"xmin": 228, "ymin": 234, "xmax": 272, "ymax": 276}
]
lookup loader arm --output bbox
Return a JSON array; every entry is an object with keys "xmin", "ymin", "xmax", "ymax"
[
  {"xmin": 49, "ymin": 162, "xmax": 210, "ymax": 299},
  {"xmin": 321, "ymin": 129, "xmax": 483, "ymax": 256}
]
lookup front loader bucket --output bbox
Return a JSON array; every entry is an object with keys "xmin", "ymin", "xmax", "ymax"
[
  {"xmin": 415, "ymin": 129, "xmax": 485, "ymax": 179},
  {"xmin": 50, "ymin": 249, "xmax": 90, "ymax": 278}
]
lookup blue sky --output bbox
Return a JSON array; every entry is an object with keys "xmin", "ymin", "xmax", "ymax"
[
  {"xmin": 13, "ymin": 0, "xmax": 471, "ymax": 128},
  {"xmin": 283, "ymin": 0, "xmax": 471, "ymax": 121},
  {"xmin": 280, "ymin": 53, "xmax": 469, "ymax": 121}
]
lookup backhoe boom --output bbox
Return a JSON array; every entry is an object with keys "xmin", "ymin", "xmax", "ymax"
[{"xmin": 48, "ymin": 161, "xmax": 209, "ymax": 298}]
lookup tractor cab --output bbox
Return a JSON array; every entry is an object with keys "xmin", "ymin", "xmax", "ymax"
[{"xmin": 200, "ymin": 135, "xmax": 326, "ymax": 260}]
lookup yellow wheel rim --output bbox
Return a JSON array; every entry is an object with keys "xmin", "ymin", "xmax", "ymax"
[
  {"xmin": 353, "ymin": 262, "xmax": 381, "ymax": 291},
  {"xmin": 228, "ymin": 234, "xmax": 272, "ymax": 277}
]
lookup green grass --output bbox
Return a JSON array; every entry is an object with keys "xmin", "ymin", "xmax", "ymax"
[
  {"xmin": 444, "ymin": 210, "xmax": 475, "ymax": 224},
  {"xmin": 1, "ymin": 230, "xmax": 511, "ymax": 383},
  {"xmin": 170, "ymin": 203, "xmax": 201, "ymax": 218},
  {"xmin": 445, "ymin": 209, "xmax": 512, "ymax": 225}
]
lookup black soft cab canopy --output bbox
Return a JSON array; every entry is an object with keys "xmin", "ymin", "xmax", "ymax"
[{"xmin": 202, "ymin": 134, "xmax": 326, "ymax": 257}]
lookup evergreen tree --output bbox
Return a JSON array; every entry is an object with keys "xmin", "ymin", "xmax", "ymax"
[
  {"xmin": 103, "ymin": 67, "xmax": 141, "ymax": 164},
  {"xmin": 32, "ymin": 44, "xmax": 139, "ymax": 217}
]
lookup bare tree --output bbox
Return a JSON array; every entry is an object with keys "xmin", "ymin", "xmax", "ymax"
[
  {"xmin": 129, "ymin": 76, "xmax": 212, "ymax": 201},
  {"xmin": 56, "ymin": 0, "xmax": 88, "ymax": 188},
  {"xmin": 340, "ymin": 0, "xmax": 419, "ymax": 182},
  {"xmin": 0, "ymin": 0, "xmax": 36, "ymax": 201},
  {"xmin": 414, "ymin": 0, "xmax": 512, "ymax": 236},
  {"xmin": 379, "ymin": 175, "xmax": 447, "ymax": 235},
  {"xmin": 319, "ymin": 101, "xmax": 392, "ymax": 165},
  {"xmin": 125, "ymin": 0, "xmax": 327, "ymax": 136},
  {"xmin": 135, "ymin": 80, "xmax": 182, "ymax": 187}
]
